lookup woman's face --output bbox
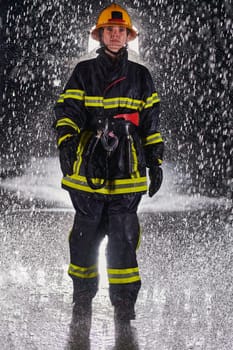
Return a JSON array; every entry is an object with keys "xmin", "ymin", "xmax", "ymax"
[{"xmin": 102, "ymin": 26, "xmax": 128, "ymax": 53}]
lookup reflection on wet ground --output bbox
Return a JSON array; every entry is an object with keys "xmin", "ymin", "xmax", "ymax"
[{"xmin": 0, "ymin": 204, "xmax": 232, "ymax": 349}]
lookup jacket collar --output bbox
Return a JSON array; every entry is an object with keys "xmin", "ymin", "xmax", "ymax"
[{"xmin": 96, "ymin": 47, "xmax": 128, "ymax": 85}]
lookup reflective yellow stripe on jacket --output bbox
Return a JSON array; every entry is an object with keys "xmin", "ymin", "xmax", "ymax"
[
  {"xmin": 107, "ymin": 267, "xmax": 141, "ymax": 284},
  {"xmin": 62, "ymin": 175, "xmax": 147, "ymax": 195},
  {"xmin": 56, "ymin": 117, "xmax": 80, "ymax": 132},
  {"xmin": 142, "ymin": 132, "xmax": 163, "ymax": 146},
  {"xmin": 56, "ymin": 117, "xmax": 81, "ymax": 146},
  {"xmin": 57, "ymin": 89, "xmax": 85, "ymax": 103},
  {"xmin": 56, "ymin": 89, "xmax": 160, "ymax": 111},
  {"xmin": 73, "ymin": 131, "xmax": 93, "ymax": 175},
  {"xmin": 144, "ymin": 92, "xmax": 160, "ymax": 108},
  {"xmin": 130, "ymin": 139, "xmax": 140, "ymax": 178},
  {"xmin": 57, "ymin": 133, "xmax": 74, "ymax": 147}
]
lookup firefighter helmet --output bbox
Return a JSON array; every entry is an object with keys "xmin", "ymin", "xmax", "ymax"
[{"xmin": 91, "ymin": 3, "xmax": 137, "ymax": 42}]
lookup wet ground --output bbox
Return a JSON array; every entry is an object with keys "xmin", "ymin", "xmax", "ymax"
[{"xmin": 0, "ymin": 188, "xmax": 232, "ymax": 350}]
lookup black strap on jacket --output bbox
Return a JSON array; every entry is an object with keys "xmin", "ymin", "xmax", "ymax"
[
  {"xmin": 85, "ymin": 113, "xmax": 138, "ymax": 190},
  {"xmin": 85, "ymin": 120, "xmax": 119, "ymax": 190}
]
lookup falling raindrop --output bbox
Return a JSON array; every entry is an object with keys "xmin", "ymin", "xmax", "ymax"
[{"xmin": 0, "ymin": 2, "xmax": 232, "ymax": 349}]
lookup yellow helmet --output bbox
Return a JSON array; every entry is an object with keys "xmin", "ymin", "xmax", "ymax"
[{"xmin": 91, "ymin": 3, "xmax": 137, "ymax": 42}]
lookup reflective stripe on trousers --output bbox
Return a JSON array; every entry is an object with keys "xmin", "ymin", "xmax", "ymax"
[{"xmin": 68, "ymin": 192, "xmax": 142, "ymax": 304}]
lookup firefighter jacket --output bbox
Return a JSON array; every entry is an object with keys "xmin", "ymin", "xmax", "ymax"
[{"xmin": 54, "ymin": 47, "xmax": 164, "ymax": 197}]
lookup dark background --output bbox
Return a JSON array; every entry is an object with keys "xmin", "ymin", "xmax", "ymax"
[{"xmin": 0, "ymin": 0, "xmax": 232, "ymax": 197}]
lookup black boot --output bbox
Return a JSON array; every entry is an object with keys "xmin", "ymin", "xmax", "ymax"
[
  {"xmin": 114, "ymin": 301, "xmax": 135, "ymax": 340},
  {"xmin": 68, "ymin": 298, "xmax": 92, "ymax": 349},
  {"xmin": 114, "ymin": 302, "xmax": 139, "ymax": 350},
  {"xmin": 114, "ymin": 301, "xmax": 136, "ymax": 323}
]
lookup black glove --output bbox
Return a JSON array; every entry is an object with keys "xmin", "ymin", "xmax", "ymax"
[
  {"xmin": 148, "ymin": 166, "xmax": 163, "ymax": 197},
  {"xmin": 59, "ymin": 136, "xmax": 78, "ymax": 176}
]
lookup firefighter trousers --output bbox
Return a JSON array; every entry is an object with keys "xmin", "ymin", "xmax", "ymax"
[{"xmin": 68, "ymin": 192, "xmax": 142, "ymax": 307}]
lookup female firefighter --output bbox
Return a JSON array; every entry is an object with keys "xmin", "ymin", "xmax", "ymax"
[{"xmin": 54, "ymin": 3, "xmax": 164, "ymax": 329}]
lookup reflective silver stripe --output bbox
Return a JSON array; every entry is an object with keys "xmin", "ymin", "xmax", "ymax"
[
  {"xmin": 63, "ymin": 89, "xmax": 85, "ymax": 101},
  {"xmin": 57, "ymin": 89, "xmax": 85, "ymax": 103},
  {"xmin": 85, "ymin": 96, "xmax": 103, "ymax": 107},
  {"xmin": 84, "ymin": 97, "xmax": 144, "ymax": 110},
  {"xmin": 108, "ymin": 272, "xmax": 139, "ymax": 279},
  {"xmin": 57, "ymin": 91, "xmax": 159, "ymax": 110},
  {"xmin": 103, "ymin": 98, "xmax": 143, "ymax": 110}
]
